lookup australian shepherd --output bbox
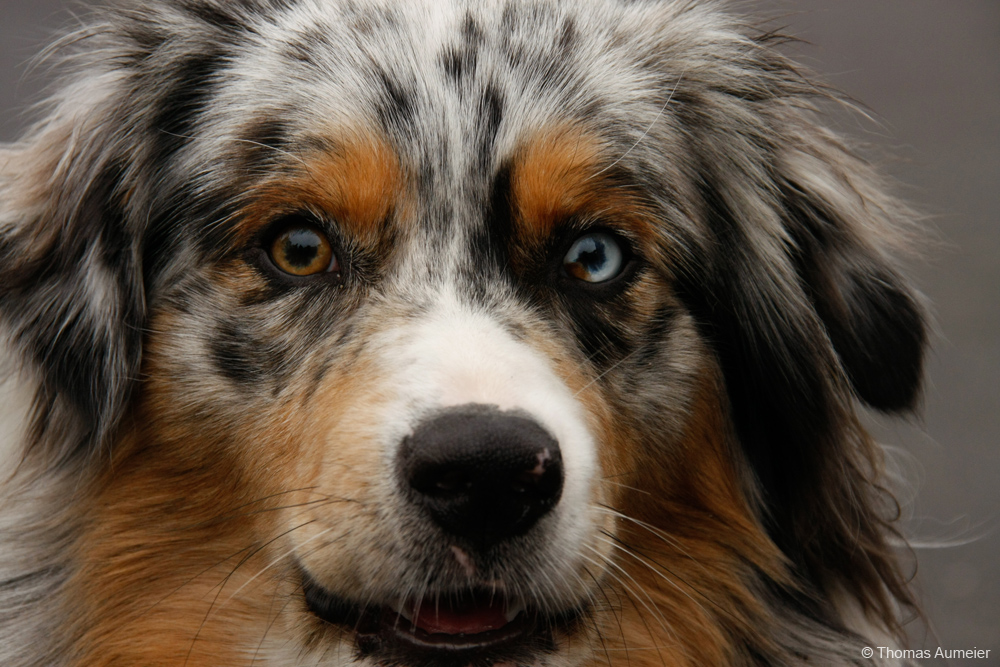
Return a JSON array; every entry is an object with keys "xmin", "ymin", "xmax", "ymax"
[{"xmin": 0, "ymin": 1, "xmax": 927, "ymax": 665}]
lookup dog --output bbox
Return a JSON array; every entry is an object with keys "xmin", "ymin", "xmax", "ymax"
[{"xmin": 0, "ymin": 0, "xmax": 928, "ymax": 665}]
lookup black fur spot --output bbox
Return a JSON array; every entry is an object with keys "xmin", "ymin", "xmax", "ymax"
[
  {"xmin": 461, "ymin": 12, "xmax": 483, "ymax": 42},
  {"xmin": 634, "ymin": 304, "xmax": 679, "ymax": 365},
  {"xmin": 472, "ymin": 162, "xmax": 515, "ymax": 276},
  {"xmin": 180, "ymin": 0, "xmax": 292, "ymax": 31},
  {"xmin": 210, "ymin": 319, "xmax": 268, "ymax": 386},
  {"xmin": 239, "ymin": 115, "xmax": 291, "ymax": 168},
  {"xmin": 375, "ymin": 68, "xmax": 415, "ymax": 133},
  {"xmin": 178, "ymin": 0, "xmax": 248, "ymax": 34},
  {"xmin": 150, "ymin": 50, "xmax": 228, "ymax": 160},
  {"xmin": 440, "ymin": 46, "xmax": 476, "ymax": 84},
  {"xmin": 121, "ymin": 24, "xmax": 169, "ymax": 57},
  {"xmin": 558, "ymin": 18, "xmax": 577, "ymax": 53},
  {"xmin": 476, "ymin": 84, "xmax": 505, "ymax": 172},
  {"xmin": 284, "ymin": 32, "xmax": 323, "ymax": 66},
  {"xmin": 144, "ymin": 180, "xmax": 240, "ymax": 284},
  {"xmin": 562, "ymin": 299, "xmax": 635, "ymax": 365},
  {"xmin": 441, "ymin": 14, "xmax": 483, "ymax": 86}
]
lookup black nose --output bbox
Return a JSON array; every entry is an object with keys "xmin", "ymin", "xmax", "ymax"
[{"xmin": 398, "ymin": 404, "xmax": 563, "ymax": 546}]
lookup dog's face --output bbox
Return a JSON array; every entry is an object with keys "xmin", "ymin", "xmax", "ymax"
[{"xmin": 0, "ymin": 1, "xmax": 927, "ymax": 665}]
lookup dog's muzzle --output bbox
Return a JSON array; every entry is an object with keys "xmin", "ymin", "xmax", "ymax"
[{"xmin": 302, "ymin": 404, "xmax": 578, "ymax": 663}]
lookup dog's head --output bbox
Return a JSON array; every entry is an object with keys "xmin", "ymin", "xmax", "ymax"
[{"xmin": 0, "ymin": 1, "xmax": 925, "ymax": 665}]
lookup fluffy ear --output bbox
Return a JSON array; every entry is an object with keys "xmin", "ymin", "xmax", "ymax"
[
  {"xmin": 664, "ymin": 37, "xmax": 926, "ymax": 618},
  {"xmin": 776, "ymin": 131, "xmax": 926, "ymax": 413},
  {"xmin": 0, "ymin": 82, "xmax": 144, "ymax": 462}
]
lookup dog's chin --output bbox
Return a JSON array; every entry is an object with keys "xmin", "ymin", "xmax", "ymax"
[{"xmin": 301, "ymin": 570, "xmax": 585, "ymax": 667}]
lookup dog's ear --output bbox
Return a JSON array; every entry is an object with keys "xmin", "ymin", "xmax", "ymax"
[
  {"xmin": 0, "ymin": 84, "xmax": 144, "ymax": 461},
  {"xmin": 678, "ymin": 103, "xmax": 926, "ymax": 432},
  {"xmin": 668, "ymin": 57, "xmax": 926, "ymax": 618},
  {"xmin": 675, "ymin": 92, "xmax": 925, "ymax": 430},
  {"xmin": 774, "ymin": 130, "xmax": 926, "ymax": 413},
  {"xmin": 637, "ymin": 5, "xmax": 926, "ymax": 416}
]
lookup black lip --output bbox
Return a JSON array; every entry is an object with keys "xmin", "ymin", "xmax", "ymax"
[
  {"xmin": 302, "ymin": 576, "xmax": 365, "ymax": 628},
  {"xmin": 302, "ymin": 573, "xmax": 583, "ymax": 666}
]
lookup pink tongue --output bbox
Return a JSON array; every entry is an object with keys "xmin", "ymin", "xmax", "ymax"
[{"xmin": 412, "ymin": 600, "xmax": 509, "ymax": 635}]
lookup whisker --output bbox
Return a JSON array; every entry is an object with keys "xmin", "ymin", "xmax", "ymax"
[
  {"xmin": 172, "ymin": 490, "xmax": 355, "ymax": 532},
  {"xmin": 572, "ymin": 348, "xmax": 640, "ymax": 399},
  {"xmin": 588, "ymin": 646, "xmax": 686, "ymax": 652},
  {"xmin": 580, "ymin": 547, "xmax": 681, "ymax": 666},
  {"xmin": 595, "ymin": 522, "xmax": 750, "ymax": 629},
  {"xmin": 597, "ymin": 479, "xmax": 652, "ymax": 496},
  {"xmin": 140, "ymin": 543, "xmax": 257, "ymax": 620},
  {"xmin": 581, "ymin": 548, "xmax": 674, "ymax": 640},
  {"xmin": 250, "ymin": 583, "xmax": 293, "ymax": 666},
  {"xmin": 230, "ymin": 137, "xmax": 313, "ymax": 170},
  {"xmin": 595, "ymin": 503, "xmax": 725, "ymax": 580},
  {"xmin": 580, "ymin": 563, "xmax": 623, "ymax": 667},
  {"xmin": 137, "ymin": 496, "xmax": 337, "ymax": 616},
  {"xmin": 591, "ymin": 72, "xmax": 684, "ymax": 179},
  {"xmin": 594, "ymin": 533, "xmax": 711, "ymax": 621},
  {"xmin": 594, "ymin": 505, "xmax": 740, "ymax": 600},
  {"xmin": 216, "ymin": 525, "xmax": 340, "ymax": 611},
  {"xmin": 183, "ymin": 519, "xmax": 318, "ymax": 666},
  {"xmin": 594, "ymin": 504, "xmax": 690, "ymax": 554}
]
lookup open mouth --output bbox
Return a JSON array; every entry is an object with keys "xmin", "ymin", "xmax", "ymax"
[{"xmin": 302, "ymin": 573, "xmax": 581, "ymax": 665}]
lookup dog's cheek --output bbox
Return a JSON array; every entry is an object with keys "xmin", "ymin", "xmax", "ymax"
[
  {"xmin": 66, "ymin": 324, "xmax": 311, "ymax": 662},
  {"xmin": 67, "ymin": 297, "xmax": 394, "ymax": 662},
  {"xmin": 578, "ymin": 337, "xmax": 788, "ymax": 664},
  {"xmin": 281, "ymin": 354, "xmax": 403, "ymax": 592}
]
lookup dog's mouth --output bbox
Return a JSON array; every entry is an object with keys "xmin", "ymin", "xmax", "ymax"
[{"xmin": 302, "ymin": 572, "xmax": 581, "ymax": 664}]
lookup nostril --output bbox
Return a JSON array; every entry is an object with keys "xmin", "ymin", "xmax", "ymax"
[{"xmin": 397, "ymin": 404, "xmax": 564, "ymax": 546}]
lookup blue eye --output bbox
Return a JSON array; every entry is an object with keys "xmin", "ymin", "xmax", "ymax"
[{"xmin": 563, "ymin": 233, "xmax": 624, "ymax": 283}]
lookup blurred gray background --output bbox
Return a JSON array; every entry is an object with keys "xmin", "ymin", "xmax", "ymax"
[{"xmin": 1, "ymin": 0, "xmax": 997, "ymax": 663}]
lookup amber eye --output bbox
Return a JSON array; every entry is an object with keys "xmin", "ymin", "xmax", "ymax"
[{"xmin": 269, "ymin": 223, "xmax": 338, "ymax": 276}]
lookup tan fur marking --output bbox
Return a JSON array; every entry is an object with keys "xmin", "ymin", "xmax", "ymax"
[
  {"xmin": 68, "ymin": 309, "xmax": 301, "ymax": 665},
  {"xmin": 511, "ymin": 125, "xmax": 656, "ymax": 251},
  {"xmin": 69, "ymin": 307, "xmax": 404, "ymax": 664},
  {"xmin": 572, "ymin": 364, "xmax": 788, "ymax": 667},
  {"xmin": 239, "ymin": 129, "xmax": 408, "ymax": 248}
]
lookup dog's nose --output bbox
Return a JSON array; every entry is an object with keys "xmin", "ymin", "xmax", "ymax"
[{"xmin": 398, "ymin": 405, "xmax": 563, "ymax": 546}]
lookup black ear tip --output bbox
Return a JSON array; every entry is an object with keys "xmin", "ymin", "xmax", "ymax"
[
  {"xmin": 846, "ymin": 333, "xmax": 925, "ymax": 412},
  {"xmin": 830, "ymin": 268, "xmax": 927, "ymax": 412}
]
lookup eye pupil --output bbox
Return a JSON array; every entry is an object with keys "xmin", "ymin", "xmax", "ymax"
[
  {"xmin": 573, "ymin": 238, "xmax": 606, "ymax": 271},
  {"xmin": 281, "ymin": 230, "xmax": 322, "ymax": 268},
  {"xmin": 564, "ymin": 233, "xmax": 624, "ymax": 283}
]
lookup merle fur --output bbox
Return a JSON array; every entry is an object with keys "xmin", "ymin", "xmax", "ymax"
[{"xmin": 0, "ymin": 1, "xmax": 926, "ymax": 665}]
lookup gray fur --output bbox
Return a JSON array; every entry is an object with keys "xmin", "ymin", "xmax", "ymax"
[{"xmin": 0, "ymin": 1, "xmax": 923, "ymax": 664}]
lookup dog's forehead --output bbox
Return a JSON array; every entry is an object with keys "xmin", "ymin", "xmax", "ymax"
[{"xmin": 209, "ymin": 0, "xmax": 658, "ymax": 185}]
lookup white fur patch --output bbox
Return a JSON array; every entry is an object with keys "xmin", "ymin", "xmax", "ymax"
[{"xmin": 374, "ymin": 285, "xmax": 597, "ymax": 551}]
